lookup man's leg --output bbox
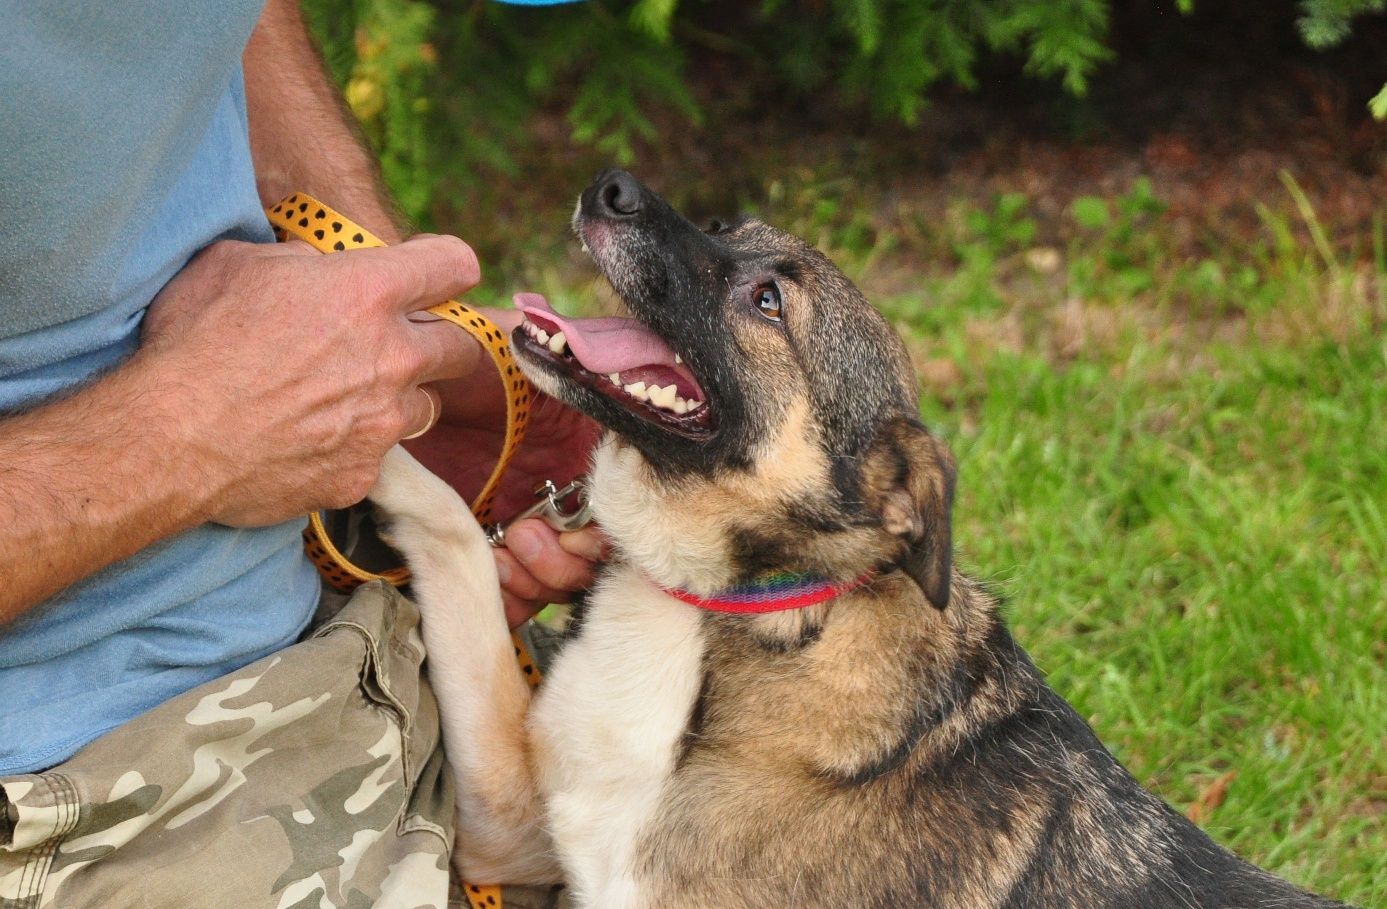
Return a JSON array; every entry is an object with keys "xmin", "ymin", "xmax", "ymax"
[{"xmin": 0, "ymin": 582, "xmax": 452, "ymax": 909}]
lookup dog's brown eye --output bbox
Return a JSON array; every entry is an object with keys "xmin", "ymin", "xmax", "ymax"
[{"xmin": 753, "ymin": 284, "xmax": 782, "ymax": 322}]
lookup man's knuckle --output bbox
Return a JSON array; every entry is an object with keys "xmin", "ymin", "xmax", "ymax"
[
  {"xmin": 372, "ymin": 348, "xmax": 418, "ymax": 391},
  {"xmin": 418, "ymin": 234, "xmax": 479, "ymax": 284},
  {"xmin": 351, "ymin": 267, "xmax": 399, "ymax": 311},
  {"xmin": 385, "ymin": 410, "xmax": 414, "ymax": 441},
  {"xmin": 540, "ymin": 562, "xmax": 584, "ymax": 593},
  {"xmin": 505, "ymin": 570, "xmax": 544, "ymax": 601},
  {"xmin": 398, "ymin": 346, "xmax": 433, "ymax": 383},
  {"xmin": 364, "ymin": 397, "xmax": 412, "ymax": 441},
  {"xmin": 324, "ymin": 487, "xmax": 358, "ymax": 510},
  {"xmin": 200, "ymin": 240, "xmax": 237, "ymax": 264}
]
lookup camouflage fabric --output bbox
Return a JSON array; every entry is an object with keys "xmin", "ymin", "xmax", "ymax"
[{"xmin": 0, "ymin": 582, "xmax": 454, "ymax": 909}]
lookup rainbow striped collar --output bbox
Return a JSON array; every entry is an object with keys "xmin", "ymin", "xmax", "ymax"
[{"xmin": 663, "ymin": 569, "xmax": 877, "ymax": 614}]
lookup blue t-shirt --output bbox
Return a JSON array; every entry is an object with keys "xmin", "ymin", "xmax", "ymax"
[{"xmin": 0, "ymin": 2, "xmax": 321, "ymax": 774}]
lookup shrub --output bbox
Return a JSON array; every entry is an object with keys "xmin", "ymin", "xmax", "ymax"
[{"xmin": 298, "ymin": 0, "xmax": 1386, "ymax": 223}]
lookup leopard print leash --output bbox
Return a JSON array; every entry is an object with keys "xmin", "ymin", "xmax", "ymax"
[{"xmin": 268, "ymin": 195, "xmax": 539, "ymax": 909}]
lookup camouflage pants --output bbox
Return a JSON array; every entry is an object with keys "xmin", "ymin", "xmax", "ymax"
[{"xmin": 0, "ymin": 582, "xmax": 457, "ymax": 909}]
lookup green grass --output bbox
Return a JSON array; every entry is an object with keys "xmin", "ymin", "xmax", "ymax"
[
  {"xmin": 471, "ymin": 174, "xmax": 1386, "ymax": 904},
  {"xmin": 932, "ymin": 338, "xmax": 1386, "ymax": 899},
  {"xmin": 857, "ymin": 179, "xmax": 1384, "ymax": 902},
  {"xmin": 867, "ymin": 179, "xmax": 1384, "ymax": 902}
]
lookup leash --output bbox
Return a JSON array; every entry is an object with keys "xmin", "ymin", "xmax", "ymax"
[
  {"xmin": 267, "ymin": 194, "xmax": 537, "ymax": 909},
  {"xmin": 266, "ymin": 193, "xmax": 533, "ymax": 590}
]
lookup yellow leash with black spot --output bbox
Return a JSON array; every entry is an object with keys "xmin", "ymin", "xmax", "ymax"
[{"xmin": 268, "ymin": 194, "xmax": 538, "ymax": 909}]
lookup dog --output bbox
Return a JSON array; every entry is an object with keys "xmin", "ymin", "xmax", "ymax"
[{"xmin": 368, "ymin": 170, "xmax": 1354, "ymax": 908}]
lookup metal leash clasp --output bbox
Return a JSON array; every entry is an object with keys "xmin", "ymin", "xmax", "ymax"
[{"xmin": 485, "ymin": 477, "xmax": 592, "ymax": 547}]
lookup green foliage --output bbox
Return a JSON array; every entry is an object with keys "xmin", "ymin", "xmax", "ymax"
[
  {"xmin": 1369, "ymin": 82, "xmax": 1387, "ymax": 119},
  {"xmin": 901, "ymin": 188, "xmax": 1387, "ymax": 902},
  {"xmin": 1071, "ymin": 195, "xmax": 1111, "ymax": 231},
  {"xmin": 302, "ymin": 0, "xmax": 441, "ymax": 216},
  {"xmin": 1290, "ymin": 0, "xmax": 1387, "ymax": 117},
  {"xmin": 300, "ymin": 0, "xmax": 1117, "ymax": 220},
  {"xmin": 1296, "ymin": 0, "xmax": 1387, "ymax": 48},
  {"xmin": 299, "ymin": 0, "xmax": 1386, "ymax": 223},
  {"xmin": 901, "ymin": 192, "xmax": 1042, "ymax": 316}
]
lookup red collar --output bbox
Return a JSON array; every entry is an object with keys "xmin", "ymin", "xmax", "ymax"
[{"xmin": 662, "ymin": 569, "xmax": 878, "ymax": 614}]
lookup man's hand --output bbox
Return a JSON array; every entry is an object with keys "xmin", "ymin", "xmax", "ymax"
[
  {"xmin": 406, "ymin": 307, "xmax": 605, "ymax": 626},
  {"xmin": 139, "ymin": 235, "xmax": 485, "ymax": 526}
]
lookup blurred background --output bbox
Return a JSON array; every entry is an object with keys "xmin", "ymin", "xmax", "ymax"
[{"xmin": 301, "ymin": 0, "xmax": 1384, "ymax": 901}]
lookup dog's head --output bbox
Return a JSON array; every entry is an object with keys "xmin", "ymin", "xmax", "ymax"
[{"xmin": 514, "ymin": 170, "xmax": 955, "ymax": 607}]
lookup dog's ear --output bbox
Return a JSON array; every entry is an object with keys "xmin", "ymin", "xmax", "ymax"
[{"xmin": 862, "ymin": 418, "xmax": 956, "ymax": 609}]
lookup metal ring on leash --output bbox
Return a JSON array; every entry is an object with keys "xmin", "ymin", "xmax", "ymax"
[{"xmin": 485, "ymin": 478, "xmax": 592, "ymax": 546}]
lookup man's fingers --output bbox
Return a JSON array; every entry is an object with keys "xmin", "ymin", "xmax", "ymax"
[
  {"xmin": 269, "ymin": 238, "xmax": 322, "ymax": 257},
  {"xmin": 352, "ymin": 234, "xmax": 480, "ymax": 314},
  {"xmin": 505, "ymin": 520, "xmax": 598, "ymax": 593},
  {"xmin": 493, "ymin": 545, "xmax": 573, "ymax": 606},
  {"xmin": 404, "ymin": 317, "xmax": 487, "ymax": 384},
  {"xmin": 558, "ymin": 527, "xmax": 608, "ymax": 562}
]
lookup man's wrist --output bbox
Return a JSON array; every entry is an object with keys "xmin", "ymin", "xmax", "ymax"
[
  {"xmin": 103, "ymin": 353, "xmax": 224, "ymax": 527},
  {"xmin": 0, "ymin": 357, "xmax": 218, "ymax": 621}
]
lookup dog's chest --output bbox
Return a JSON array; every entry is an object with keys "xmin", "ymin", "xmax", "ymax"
[{"xmin": 528, "ymin": 569, "xmax": 705, "ymax": 906}]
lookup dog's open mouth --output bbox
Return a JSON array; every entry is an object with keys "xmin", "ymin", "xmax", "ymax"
[{"xmin": 513, "ymin": 292, "xmax": 713, "ymax": 436}]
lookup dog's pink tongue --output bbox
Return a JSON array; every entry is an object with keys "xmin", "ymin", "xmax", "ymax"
[{"xmin": 514, "ymin": 292, "xmax": 679, "ymax": 375}]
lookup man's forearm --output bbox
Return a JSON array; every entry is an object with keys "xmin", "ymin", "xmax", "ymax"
[
  {"xmin": 0, "ymin": 360, "xmax": 211, "ymax": 623},
  {"xmin": 243, "ymin": 0, "xmax": 403, "ymax": 243}
]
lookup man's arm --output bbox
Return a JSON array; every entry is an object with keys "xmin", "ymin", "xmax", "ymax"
[
  {"xmin": 0, "ymin": 359, "xmax": 212, "ymax": 622},
  {"xmin": 0, "ymin": 237, "xmax": 479, "ymax": 624},
  {"xmin": 0, "ymin": 1, "xmax": 477, "ymax": 624},
  {"xmin": 243, "ymin": 0, "xmax": 403, "ymax": 243}
]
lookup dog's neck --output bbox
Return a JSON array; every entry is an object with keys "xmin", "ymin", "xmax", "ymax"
[{"xmin": 587, "ymin": 432, "xmax": 900, "ymax": 596}]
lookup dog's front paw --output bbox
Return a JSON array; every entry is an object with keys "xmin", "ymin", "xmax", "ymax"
[
  {"xmin": 369, "ymin": 445, "xmax": 459, "ymax": 539},
  {"xmin": 369, "ymin": 444, "xmax": 496, "ymax": 563}
]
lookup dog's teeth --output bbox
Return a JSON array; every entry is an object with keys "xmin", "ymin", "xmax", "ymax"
[
  {"xmin": 535, "ymin": 328, "xmax": 550, "ymax": 345},
  {"xmin": 548, "ymin": 331, "xmax": 568, "ymax": 354},
  {"xmin": 686, "ymin": 399, "xmax": 704, "ymax": 412},
  {"xmin": 674, "ymin": 353, "xmax": 683, "ymax": 364},
  {"xmin": 673, "ymin": 397, "xmax": 689, "ymax": 415},
  {"xmin": 649, "ymin": 384, "xmax": 677, "ymax": 410},
  {"xmin": 623, "ymin": 381, "xmax": 648, "ymax": 400},
  {"xmin": 608, "ymin": 373, "xmax": 621, "ymax": 385}
]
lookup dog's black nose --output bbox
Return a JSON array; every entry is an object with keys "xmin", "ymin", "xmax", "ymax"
[{"xmin": 592, "ymin": 169, "xmax": 643, "ymax": 217}]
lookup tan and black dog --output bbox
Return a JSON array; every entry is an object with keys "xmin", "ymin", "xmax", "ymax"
[{"xmin": 369, "ymin": 170, "xmax": 1353, "ymax": 908}]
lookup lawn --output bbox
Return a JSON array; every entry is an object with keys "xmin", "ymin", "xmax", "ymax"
[
  {"xmin": 892, "ymin": 188, "xmax": 1387, "ymax": 901},
  {"xmin": 467, "ymin": 169, "xmax": 1386, "ymax": 904}
]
